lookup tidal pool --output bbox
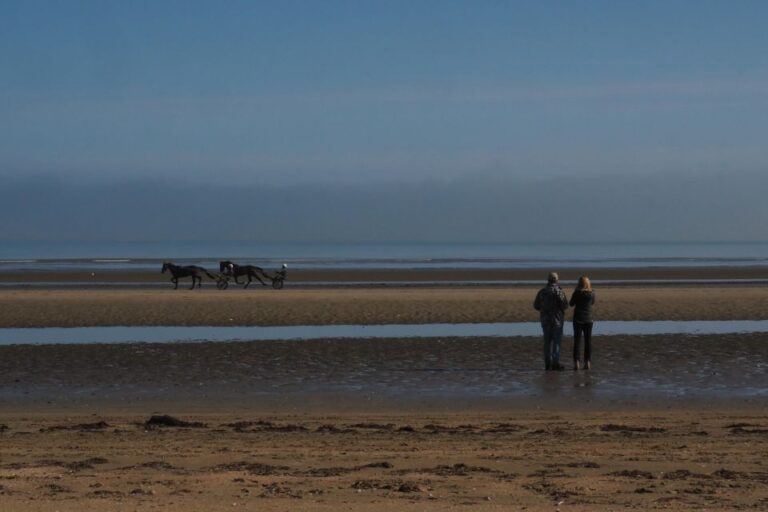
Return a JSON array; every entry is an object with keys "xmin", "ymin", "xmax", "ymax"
[{"xmin": 2, "ymin": 320, "xmax": 768, "ymax": 345}]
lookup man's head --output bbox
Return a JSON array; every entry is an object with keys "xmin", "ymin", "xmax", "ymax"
[{"xmin": 547, "ymin": 272, "xmax": 559, "ymax": 284}]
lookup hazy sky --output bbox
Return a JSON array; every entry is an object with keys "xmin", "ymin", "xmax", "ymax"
[
  {"xmin": 2, "ymin": 1, "xmax": 768, "ymax": 243},
  {"xmin": 3, "ymin": 0, "xmax": 768, "ymax": 185}
]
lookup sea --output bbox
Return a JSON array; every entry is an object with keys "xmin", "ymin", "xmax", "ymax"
[{"xmin": 1, "ymin": 240, "xmax": 768, "ymax": 272}]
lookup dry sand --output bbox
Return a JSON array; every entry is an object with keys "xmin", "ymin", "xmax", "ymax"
[
  {"xmin": 1, "ymin": 410, "xmax": 767, "ymax": 511},
  {"xmin": 1, "ymin": 285, "xmax": 768, "ymax": 327}
]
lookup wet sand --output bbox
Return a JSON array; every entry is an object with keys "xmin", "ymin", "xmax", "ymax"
[
  {"xmin": 2, "ymin": 268, "xmax": 768, "ymax": 510},
  {"xmin": 1, "ymin": 334, "xmax": 768, "ymax": 411},
  {"xmin": 2, "ymin": 265, "xmax": 768, "ymax": 284}
]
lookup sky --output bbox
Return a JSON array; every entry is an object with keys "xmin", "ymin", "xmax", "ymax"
[{"xmin": 1, "ymin": 1, "xmax": 767, "ymax": 242}]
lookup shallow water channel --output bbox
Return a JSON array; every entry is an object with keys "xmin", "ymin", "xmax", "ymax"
[{"xmin": 2, "ymin": 320, "xmax": 768, "ymax": 345}]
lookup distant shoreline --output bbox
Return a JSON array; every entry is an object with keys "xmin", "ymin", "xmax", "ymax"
[{"xmin": 1, "ymin": 264, "xmax": 768, "ymax": 288}]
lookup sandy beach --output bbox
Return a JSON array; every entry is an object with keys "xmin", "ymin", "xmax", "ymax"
[
  {"xmin": 1, "ymin": 268, "xmax": 767, "ymax": 510},
  {"xmin": 2, "ymin": 408, "xmax": 767, "ymax": 511},
  {"xmin": 6, "ymin": 0, "xmax": 768, "ymax": 506},
  {"xmin": 1, "ymin": 284, "xmax": 768, "ymax": 328}
]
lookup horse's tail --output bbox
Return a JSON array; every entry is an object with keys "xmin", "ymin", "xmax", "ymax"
[
  {"xmin": 191, "ymin": 265, "xmax": 218, "ymax": 280},
  {"xmin": 255, "ymin": 266, "xmax": 273, "ymax": 279}
]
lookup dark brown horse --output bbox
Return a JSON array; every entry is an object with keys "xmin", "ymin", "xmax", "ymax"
[
  {"xmin": 219, "ymin": 260, "xmax": 270, "ymax": 288},
  {"xmin": 161, "ymin": 262, "xmax": 216, "ymax": 289}
]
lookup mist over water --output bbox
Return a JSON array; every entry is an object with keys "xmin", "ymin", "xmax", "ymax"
[
  {"xmin": 1, "ymin": 240, "xmax": 768, "ymax": 273},
  {"xmin": 2, "ymin": 172, "xmax": 768, "ymax": 245}
]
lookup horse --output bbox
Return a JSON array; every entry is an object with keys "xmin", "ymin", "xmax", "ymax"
[
  {"xmin": 161, "ymin": 262, "xmax": 216, "ymax": 290},
  {"xmin": 219, "ymin": 260, "xmax": 270, "ymax": 288}
]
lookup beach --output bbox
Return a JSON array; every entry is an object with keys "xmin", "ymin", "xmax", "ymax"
[
  {"xmin": 6, "ymin": 0, "xmax": 768, "ymax": 507},
  {"xmin": 2, "ymin": 408, "xmax": 767, "ymax": 511},
  {"xmin": 1, "ymin": 283, "xmax": 768, "ymax": 328},
  {"xmin": 1, "ymin": 267, "xmax": 768, "ymax": 510}
]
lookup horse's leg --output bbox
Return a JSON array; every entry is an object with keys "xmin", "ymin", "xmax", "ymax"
[
  {"xmin": 244, "ymin": 273, "xmax": 251, "ymax": 289},
  {"xmin": 233, "ymin": 272, "xmax": 242, "ymax": 285},
  {"xmin": 190, "ymin": 276, "xmax": 196, "ymax": 290},
  {"xmin": 173, "ymin": 277, "xmax": 179, "ymax": 290},
  {"xmin": 254, "ymin": 268, "xmax": 268, "ymax": 286}
]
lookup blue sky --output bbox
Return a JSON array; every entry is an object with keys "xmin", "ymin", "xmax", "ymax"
[{"xmin": 2, "ymin": 0, "xmax": 768, "ymax": 185}]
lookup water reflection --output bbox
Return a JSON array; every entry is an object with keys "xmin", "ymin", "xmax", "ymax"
[{"xmin": 2, "ymin": 320, "xmax": 768, "ymax": 345}]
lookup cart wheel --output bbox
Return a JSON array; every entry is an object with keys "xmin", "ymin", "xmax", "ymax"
[
  {"xmin": 217, "ymin": 279, "xmax": 229, "ymax": 290},
  {"xmin": 272, "ymin": 278, "xmax": 284, "ymax": 290}
]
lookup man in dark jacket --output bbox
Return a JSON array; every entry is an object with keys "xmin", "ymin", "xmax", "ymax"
[{"xmin": 533, "ymin": 272, "xmax": 569, "ymax": 371}]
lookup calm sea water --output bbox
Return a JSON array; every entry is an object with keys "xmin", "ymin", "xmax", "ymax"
[{"xmin": 1, "ymin": 240, "xmax": 768, "ymax": 271}]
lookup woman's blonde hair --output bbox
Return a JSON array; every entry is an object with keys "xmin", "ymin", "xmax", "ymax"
[{"xmin": 578, "ymin": 276, "xmax": 592, "ymax": 291}]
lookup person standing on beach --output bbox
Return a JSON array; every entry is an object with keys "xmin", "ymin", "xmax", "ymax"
[
  {"xmin": 533, "ymin": 272, "xmax": 569, "ymax": 371},
  {"xmin": 570, "ymin": 276, "xmax": 595, "ymax": 371}
]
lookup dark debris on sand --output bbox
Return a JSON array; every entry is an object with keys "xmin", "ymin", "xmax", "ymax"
[
  {"xmin": 427, "ymin": 463, "xmax": 496, "ymax": 477},
  {"xmin": 41, "ymin": 421, "xmax": 110, "ymax": 432},
  {"xmin": 316, "ymin": 424, "xmax": 356, "ymax": 434},
  {"xmin": 351, "ymin": 479, "xmax": 425, "ymax": 493},
  {"xmin": 64, "ymin": 457, "xmax": 109, "ymax": 471},
  {"xmin": 144, "ymin": 415, "xmax": 206, "ymax": 429},
  {"xmin": 600, "ymin": 424, "xmax": 666, "ymax": 434},
  {"xmin": 259, "ymin": 482, "xmax": 303, "ymax": 499},
  {"xmin": 211, "ymin": 461, "xmax": 289, "ymax": 475},
  {"xmin": 608, "ymin": 469, "xmax": 656, "ymax": 479},
  {"xmin": 221, "ymin": 420, "xmax": 307, "ymax": 432},
  {"xmin": 729, "ymin": 426, "xmax": 768, "ymax": 435}
]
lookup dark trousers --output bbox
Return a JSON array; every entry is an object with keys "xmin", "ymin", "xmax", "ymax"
[
  {"xmin": 542, "ymin": 322, "xmax": 563, "ymax": 369},
  {"xmin": 573, "ymin": 321, "xmax": 593, "ymax": 362}
]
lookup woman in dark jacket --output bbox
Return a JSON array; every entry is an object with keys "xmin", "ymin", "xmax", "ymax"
[{"xmin": 570, "ymin": 276, "xmax": 595, "ymax": 370}]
